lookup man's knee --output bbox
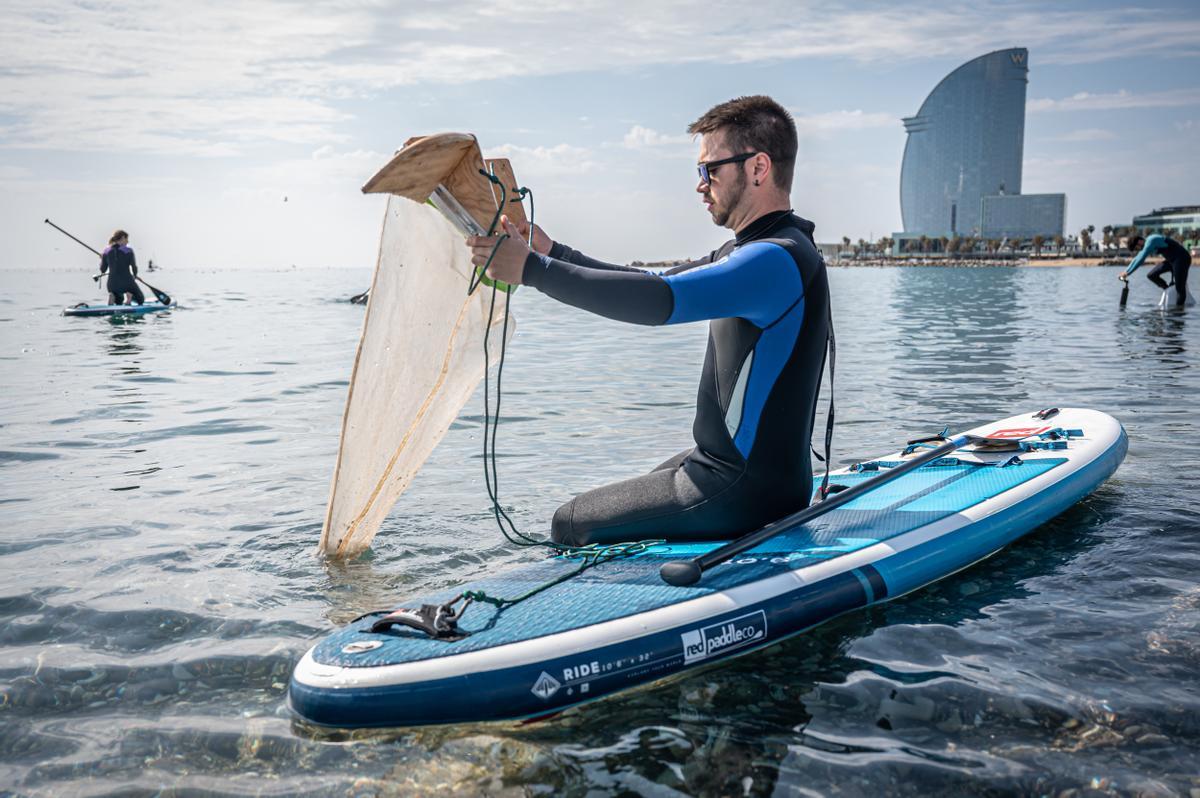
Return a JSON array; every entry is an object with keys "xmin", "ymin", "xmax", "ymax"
[{"xmin": 551, "ymin": 497, "xmax": 586, "ymax": 546}]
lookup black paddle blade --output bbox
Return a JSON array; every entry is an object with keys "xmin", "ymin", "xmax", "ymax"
[
  {"xmin": 660, "ymin": 560, "xmax": 702, "ymax": 587},
  {"xmin": 152, "ymin": 289, "xmax": 172, "ymax": 305},
  {"xmin": 1119, "ymin": 284, "xmax": 1129, "ymax": 307}
]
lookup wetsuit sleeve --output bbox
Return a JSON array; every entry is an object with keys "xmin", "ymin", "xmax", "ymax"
[
  {"xmin": 547, "ymin": 241, "xmax": 645, "ymax": 273},
  {"xmin": 522, "ymin": 252, "xmax": 673, "ymax": 324},
  {"xmin": 130, "ymin": 249, "xmax": 137, "ymax": 277},
  {"xmin": 661, "ymin": 241, "xmax": 805, "ymax": 327},
  {"xmin": 1125, "ymin": 235, "xmax": 1164, "ymax": 276},
  {"xmin": 99, "ymin": 253, "xmax": 108, "ymax": 275},
  {"xmin": 521, "ymin": 241, "xmax": 802, "ymax": 328}
]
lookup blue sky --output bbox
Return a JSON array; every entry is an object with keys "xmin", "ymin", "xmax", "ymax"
[{"xmin": 3, "ymin": 0, "xmax": 1198, "ymax": 270}]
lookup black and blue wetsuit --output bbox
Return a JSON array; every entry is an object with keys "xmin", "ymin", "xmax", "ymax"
[
  {"xmin": 1125, "ymin": 234, "xmax": 1191, "ymax": 306},
  {"xmin": 100, "ymin": 244, "xmax": 144, "ymax": 305},
  {"xmin": 522, "ymin": 210, "xmax": 830, "ymax": 546}
]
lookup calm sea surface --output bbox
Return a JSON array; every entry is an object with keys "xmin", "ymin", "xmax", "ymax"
[{"xmin": 1, "ymin": 266, "xmax": 1197, "ymax": 796}]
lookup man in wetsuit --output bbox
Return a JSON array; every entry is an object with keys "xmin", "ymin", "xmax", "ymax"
[
  {"xmin": 100, "ymin": 230, "xmax": 144, "ymax": 305},
  {"xmin": 467, "ymin": 95, "xmax": 830, "ymax": 547},
  {"xmin": 1120, "ymin": 233, "xmax": 1192, "ymax": 307}
]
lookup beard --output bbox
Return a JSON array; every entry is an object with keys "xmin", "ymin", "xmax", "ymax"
[{"xmin": 706, "ymin": 168, "xmax": 747, "ymax": 228}]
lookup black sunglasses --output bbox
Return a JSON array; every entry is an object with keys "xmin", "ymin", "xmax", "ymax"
[{"xmin": 697, "ymin": 152, "xmax": 760, "ymax": 184}]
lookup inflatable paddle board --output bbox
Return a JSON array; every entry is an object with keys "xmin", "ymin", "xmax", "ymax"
[
  {"xmin": 62, "ymin": 301, "xmax": 174, "ymax": 317},
  {"xmin": 290, "ymin": 407, "xmax": 1126, "ymax": 728}
]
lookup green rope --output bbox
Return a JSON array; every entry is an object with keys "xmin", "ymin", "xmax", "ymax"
[
  {"xmin": 459, "ymin": 177, "xmax": 662, "ymax": 614},
  {"xmin": 461, "ymin": 539, "xmax": 663, "ymax": 610}
]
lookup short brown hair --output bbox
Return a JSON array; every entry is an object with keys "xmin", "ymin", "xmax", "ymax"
[
  {"xmin": 109, "ymin": 229, "xmax": 129, "ymax": 245},
  {"xmin": 688, "ymin": 95, "xmax": 797, "ymax": 191}
]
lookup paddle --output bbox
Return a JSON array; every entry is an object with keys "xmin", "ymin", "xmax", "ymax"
[
  {"xmin": 659, "ymin": 433, "xmax": 974, "ymax": 586},
  {"xmin": 1119, "ymin": 274, "xmax": 1129, "ymax": 307},
  {"xmin": 136, "ymin": 276, "xmax": 172, "ymax": 306},
  {"xmin": 45, "ymin": 219, "xmax": 172, "ymax": 305}
]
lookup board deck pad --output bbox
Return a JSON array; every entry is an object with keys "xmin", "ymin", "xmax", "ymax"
[{"xmin": 313, "ymin": 457, "xmax": 1066, "ymax": 668}]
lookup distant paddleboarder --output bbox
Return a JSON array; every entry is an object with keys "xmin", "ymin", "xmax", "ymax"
[
  {"xmin": 100, "ymin": 230, "xmax": 144, "ymax": 306},
  {"xmin": 1120, "ymin": 233, "xmax": 1193, "ymax": 308},
  {"xmin": 468, "ymin": 95, "xmax": 831, "ymax": 547}
]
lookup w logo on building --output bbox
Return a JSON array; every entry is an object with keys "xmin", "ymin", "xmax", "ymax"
[{"xmin": 1010, "ymin": 52, "xmax": 1027, "ymax": 65}]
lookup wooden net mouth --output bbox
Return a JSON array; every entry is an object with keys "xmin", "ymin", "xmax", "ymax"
[{"xmin": 361, "ymin": 133, "xmax": 527, "ymax": 235}]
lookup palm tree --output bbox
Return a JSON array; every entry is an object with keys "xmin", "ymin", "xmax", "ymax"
[
  {"xmin": 1080, "ymin": 227, "xmax": 1092, "ymax": 254},
  {"xmin": 918, "ymin": 235, "xmax": 929, "ymax": 254},
  {"xmin": 1053, "ymin": 235, "xmax": 1065, "ymax": 255},
  {"xmin": 1102, "ymin": 225, "xmax": 1114, "ymax": 251},
  {"xmin": 1032, "ymin": 235, "xmax": 1045, "ymax": 256}
]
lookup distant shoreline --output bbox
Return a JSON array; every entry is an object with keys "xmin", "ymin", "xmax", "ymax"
[
  {"xmin": 633, "ymin": 256, "xmax": 1130, "ymax": 270},
  {"xmin": 829, "ymin": 256, "xmax": 1125, "ymax": 268}
]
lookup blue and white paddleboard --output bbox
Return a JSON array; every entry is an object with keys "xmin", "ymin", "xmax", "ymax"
[
  {"xmin": 62, "ymin": 301, "xmax": 174, "ymax": 317},
  {"xmin": 290, "ymin": 407, "xmax": 1126, "ymax": 728}
]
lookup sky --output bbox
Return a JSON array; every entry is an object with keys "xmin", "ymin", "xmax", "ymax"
[{"xmin": 2, "ymin": 0, "xmax": 1198, "ymax": 271}]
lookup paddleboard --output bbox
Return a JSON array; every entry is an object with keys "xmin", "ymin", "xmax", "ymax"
[
  {"xmin": 1157, "ymin": 284, "xmax": 1196, "ymax": 309},
  {"xmin": 290, "ymin": 407, "xmax": 1126, "ymax": 728},
  {"xmin": 63, "ymin": 301, "xmax": 174, "ymax": 317}
]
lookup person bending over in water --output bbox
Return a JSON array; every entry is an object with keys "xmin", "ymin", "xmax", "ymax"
[
  {"xmin": 467, "ymin": 95, "xmax": 831, "ymax": 546},
  {"xmin": 1120, "ymin": 233, "xmax": 1192, "ymax": 307},
  {"xmin": 100, "ymin": 230, "xmax": 144, "ymax": 306}
]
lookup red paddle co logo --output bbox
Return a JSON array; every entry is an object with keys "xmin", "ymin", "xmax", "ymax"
[{"xmin": 681, "ymin": 611, "xmax": 768, "ymax": 664}]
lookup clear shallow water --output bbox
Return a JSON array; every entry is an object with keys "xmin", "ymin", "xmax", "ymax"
[{"xmin": 1, "ymin": 266, "xmax": 1197, "ymax": 796}]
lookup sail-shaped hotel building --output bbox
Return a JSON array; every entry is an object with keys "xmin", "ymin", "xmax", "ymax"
[{"xmin": 898, "ymin": 48, "xmax": 1065, "ymax": 243}]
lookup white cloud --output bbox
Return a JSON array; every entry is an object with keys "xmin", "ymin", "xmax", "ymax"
[
  {"xmin": 1051, "ymin": 128, "xmax": 1118, "ymax": 142},
  {"xmin": 485, "ymin": 143, "xmax": 599, "ymax": 177},
  {"xmin": 793, "ymin": 110, "xmax": 897, "ymax": 135},
  {"xmin": 3, "ymin": 2, "xmax": 1198, "ymax": 157},
  {"xmin": 1029, "ymin": 89, "xmax": 1200, "ymax": 113},
  {"xmin": 622, "ymin": 125, "xmax": 693, "ymax": 150}
]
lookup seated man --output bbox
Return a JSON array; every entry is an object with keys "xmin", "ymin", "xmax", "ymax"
[
  {"xmin": 1120, "ymin": 232, "xmax": 1192, "ymax": 307},
  {"xmin": 468, "ymin": 95, "xmax": 830, "ymax": 546}
]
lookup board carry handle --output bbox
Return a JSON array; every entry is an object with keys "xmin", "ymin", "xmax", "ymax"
[{"xmin": 659, "ymin": 434, "xmax": 972, "ymax": 587}]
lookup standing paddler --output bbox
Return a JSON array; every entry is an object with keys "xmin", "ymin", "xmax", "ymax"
[
  {"xmin": 1120, "ymin": 232, "xmax": 1193, "ymax": 308},
  {"xmin": 467, "ymin": 95, "xmax": 831, "ymax": 547},
  {"xmin": 100, "ymin": 229, "xmax": 144, "ymax": 306}
]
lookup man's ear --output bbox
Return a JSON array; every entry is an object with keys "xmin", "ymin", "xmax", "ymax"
[{"xmin": 753, "ymin": 152, "xmax": 772, "ymax": 183}]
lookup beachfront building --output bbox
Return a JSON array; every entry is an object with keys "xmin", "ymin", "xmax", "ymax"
[
  {"xmin": 895, "ymin": 48, "xmax": 1067, "ymax": 250},
  {"xmin": 1131, "ymin": 206, "xmax": 1200, "ymax": 236},
  {"xmin": 980, "ymin": 193, "xmax": 1067, "ymax": 240}
]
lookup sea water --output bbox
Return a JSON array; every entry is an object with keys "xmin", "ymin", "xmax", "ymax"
[{"xmin": 1, "ymin": 266, "xmax": 1197, "ymax": 795}]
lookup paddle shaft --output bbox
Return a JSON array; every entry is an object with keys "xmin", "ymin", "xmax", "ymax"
[
  {"xmin": 44, "ymin": 218, "xmax": 101, "ymax": 256},
  {"xmin": 45, "ymin": 219, "xmax": 171, "ymax": 304},
  {"xmin": 659, "ymin": 434, "xmax": 970, "ymax": 586}
]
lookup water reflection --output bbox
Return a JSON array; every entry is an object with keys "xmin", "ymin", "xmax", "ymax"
[{"xmin": 888, "ymin": 267, "xmax": 1028, "ymax": 418}]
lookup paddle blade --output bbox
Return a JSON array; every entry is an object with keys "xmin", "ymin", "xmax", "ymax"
[
  {"xmin": 660, "ymin": 560, "xmax": 702, "ymax": 586},
  {"xmin": 1119, "ymin": 284, "xmax": 1129, "ymax": 307}
]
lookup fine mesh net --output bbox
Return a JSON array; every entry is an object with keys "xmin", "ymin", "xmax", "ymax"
[{"xmin": 318, "ymin": 195, "xmax": 511, "ymax": 559}]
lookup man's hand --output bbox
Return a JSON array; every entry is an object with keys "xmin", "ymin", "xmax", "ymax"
[
  {"xmin": 515, "ymin": 220, "xmax": 552, "ymax": 255},
  {"xmin": 467, "ymin": 216, "xmax": 532, "ymax": 285},
  {"xmin": 1118, "ymin": 272, "xmax": 1129, "ymax": 282}
]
